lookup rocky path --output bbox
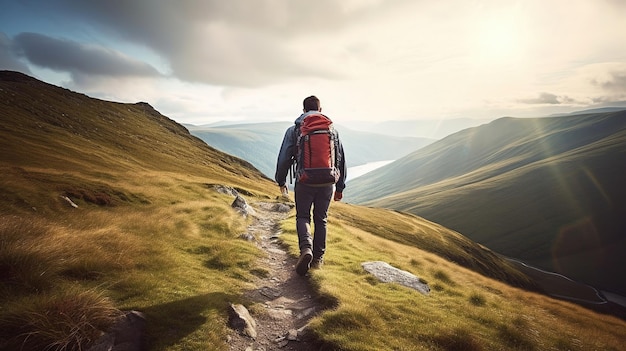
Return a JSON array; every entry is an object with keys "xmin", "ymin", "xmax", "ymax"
[{"xmin": 228, "ymin": 201, "xmax": 323, "ymax": 351}]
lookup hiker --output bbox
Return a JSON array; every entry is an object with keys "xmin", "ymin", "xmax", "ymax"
[{"xmin": 275, "ymin": 95, "xmax": 347, "ymax": 276}]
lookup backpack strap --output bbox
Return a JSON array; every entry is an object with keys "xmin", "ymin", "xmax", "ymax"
[{"xmin": 288, "ymin": 122, "xmax": 300, "ymax": 185}]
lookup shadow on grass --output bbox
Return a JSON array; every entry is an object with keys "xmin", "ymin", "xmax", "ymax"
[{"xmin": 139, "ymin": 291, "xmax": 240, "ymax": 350}]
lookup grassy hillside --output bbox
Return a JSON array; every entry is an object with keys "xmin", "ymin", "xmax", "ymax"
[
  {"xmin": 187, "ymin": 121, "xmax": 433, "ymax": 178},
  {"xmin": 280, "ymin": 204, "xmax": 626, "ymax": 350},
  {"xmin": 0, "ymin": 70, "xmax": 276, "ymax": 350},
  {"xmin": 347, "ymin": 112, "xmax": 626, "ymax": 295},
  {"xmin": 1, "ymin": 71, "xmax": 624, "ymax": 350},
  {"xmin": 186, "ymin": 122, "xmax": 289, "ymax": 179},
  {"xmin": 0, "ymin": 71, "xmax": 269, "ymax": 215}
]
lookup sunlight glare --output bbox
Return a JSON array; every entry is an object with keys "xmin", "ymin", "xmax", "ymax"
[{"xmin": 474, "ymin": 11, "xmax": 528, "ymax": 65}]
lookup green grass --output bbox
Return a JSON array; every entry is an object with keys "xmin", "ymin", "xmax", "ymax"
[
  {"xmin": 276, "ymin": 202, "xmax": 626, "ymax": 351},
  {"xmin": 0, "ymin": 186, "xmax": 270, "ymax": 350},
  {"xmin": 333, "ymin": 204, "xmax": 536, "ymax": 290}
]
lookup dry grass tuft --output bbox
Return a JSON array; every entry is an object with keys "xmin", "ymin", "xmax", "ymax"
[
  {"xmin": 0, "ymin": 216, "xmax": 62, "ymax": 292},
  {"xmin": 429, "ymin": 328, "xmax": 484, "ymax": 351},
  {"xmin": 0, "ymin": 287, "xmax": 122, "ymax": 351}
]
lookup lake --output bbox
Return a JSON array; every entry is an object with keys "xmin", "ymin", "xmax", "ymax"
[{"xmin": 347, "ymin": 160, "xmax": 394, "ymax": 182}]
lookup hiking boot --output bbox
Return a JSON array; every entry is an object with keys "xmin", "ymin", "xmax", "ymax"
[
  {"xmin": 296, "ymin": 248, "xmax": 313, "ymax": 276},
  {"xmin": 311, "ymin": 257, "xmax": 324, "ymax": 270}
]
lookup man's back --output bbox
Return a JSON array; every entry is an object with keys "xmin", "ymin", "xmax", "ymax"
[{"xmin": 274, "ymin": 95, "xmax": 346, "ymax": 276}]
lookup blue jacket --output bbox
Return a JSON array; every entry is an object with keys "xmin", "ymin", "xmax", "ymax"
[{"xmin": 275, "ymin": 111, "xmax": 347, "ymax": 192}]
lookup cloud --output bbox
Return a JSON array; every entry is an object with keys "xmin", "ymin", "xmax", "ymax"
[
  {"xmin": 0, "ymin": 32, "xmax": 31, "ymax": 74},
  {"xmin": 27, "ymin": 0, "xmax": 404, "ymax": 87},
  {"xmin": 12, "ymin": 32, "xmax": 160, "ymax": 79},
  {"xmin": 2, "ymin": 0, "xmax": 625, "ymax": 122},
  {"xmin": 593, "ymin": 70, "xmax": 626, "ymax": 93},
  {"xmin": 518, "ymin": 92, "xmax": 562, "ymax": 105}
]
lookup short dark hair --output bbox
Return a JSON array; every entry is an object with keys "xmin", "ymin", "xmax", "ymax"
[{"xmin": 303, "ymin": 95, "xmax": 321, "ymax": 112}]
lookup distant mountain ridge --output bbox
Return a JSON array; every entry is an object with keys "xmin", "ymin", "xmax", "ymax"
[
  {"xmin": 337, "ymin": 117, "xmax": 493, "ymax": 139},
  {"xmin": 348, "ymin": 111, "xmax": 626, "ymax": 295},
  {"xmin": 549, "ymin": 105, "xmax": 626, "ymax": 116},
  {"xmin": 187, "ymin": 122, "xmax": 434, "ymax": 179}
]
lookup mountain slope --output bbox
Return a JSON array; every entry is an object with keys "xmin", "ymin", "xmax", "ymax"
[
  {"xmin": 186, "ymin": 122, "xmax": 289, "ymax": 179},
  {"xmin": 187, "ymin": 122, "xmax": 434, "ymax": 178},
  {"xmin": 0, "ymin": 70, "xmax": 278, "ymax": 350},
  {"xmin": 1, "ymin": 71, "xmax": 624, "ymax": 350},
  {"xmin": 348, "ymin": 112, "xmax": 626, "ymax": 295},
  {"xmin": 0, "ymin": 71, "xmax": 270, "ymax": 214}
]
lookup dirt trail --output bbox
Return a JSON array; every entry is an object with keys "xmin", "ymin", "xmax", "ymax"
[{"xmin": 228, "ymin": 201, "xmax": 324, "ymax": 351}]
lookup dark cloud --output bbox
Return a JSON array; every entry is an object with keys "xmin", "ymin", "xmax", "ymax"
[
  {"xmin": 26, "ymin": 0, "xmax": 398, "ymax": 87},
  {"xmin": 0, "ymin": 32, "xmax": 31, "ymax": 74},
  {"xmin": 13, "ymin": 32, "xmax": 160, "ymax": 78},
  {"xmin": 605, "ymin": 0, "xmax": 626, "ymax": 10},
  {"xmin": 593, "ymin": 71, "xmax": 626, "ymax": 93},
  {"xmin": 518, "ymin": 92, "xmax": 561, "ymax": 105}
]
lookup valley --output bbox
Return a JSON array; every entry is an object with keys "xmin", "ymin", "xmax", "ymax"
[
  {"xmin": 347, "ymin": 111, "xmax": 626, "ymax": 299},
  {"xmin": 186, "ymin": 122, "xmax": 433, "ymax": 179}
]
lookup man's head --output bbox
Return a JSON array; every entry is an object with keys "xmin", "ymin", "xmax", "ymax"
[{"xmin": 303, "ymin": 95, "xmax": 321, "ymax": 112}]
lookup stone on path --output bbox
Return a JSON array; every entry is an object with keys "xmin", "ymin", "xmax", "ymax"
[
  {"xmin": 231, "ymin": 195, "xmax": 255, "ymax": 217},
  {"xmin": 228, "ymin": 304, "xmax": 257, "ymax": 339}
]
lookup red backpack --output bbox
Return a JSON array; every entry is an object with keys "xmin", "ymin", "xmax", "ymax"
[{"xmin": 294, "ymin": 114, "xmax": 341, "ymax": 185}]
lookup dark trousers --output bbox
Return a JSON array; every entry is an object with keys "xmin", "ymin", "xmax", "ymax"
[{"xmin": 294, "ymin": 182, "xmax": 333, "ymax": 259}]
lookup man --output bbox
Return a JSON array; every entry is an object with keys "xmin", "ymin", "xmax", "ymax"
[{"xmin": 275, "ymin": 95, "xmax": 347, "ymax": 276}]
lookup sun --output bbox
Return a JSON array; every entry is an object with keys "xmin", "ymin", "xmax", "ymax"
[{"xmin": 474, "ymin": 12, "xmax": 528, "ymax": 64}]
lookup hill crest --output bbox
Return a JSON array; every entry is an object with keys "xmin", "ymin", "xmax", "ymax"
[{"xmin": 0, "ymin": 70, "xmax": 268, "ymax": 214}]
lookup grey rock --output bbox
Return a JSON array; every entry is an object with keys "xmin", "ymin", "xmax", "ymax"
[
  {"xmin": 232, "ymin": 195, "xmax": 255, "ymax": 216},
  {"xmin": 266, "ymin": 308, "xmax": 293, "ymax": 320},
  {"xmin": 294, "ymin": 307, "xmax": 317, "ymax": 320},
  {"xmin": 259, "ymin": 286, "xmax": 282, "ymax": 299},
  {"xmin": 286, "ymin": 329, "xmax": 299, "ymax": 341},
  {"xmin": 362, "ymin": 261, "xmax": 430, "ymax": 295},
  {"xmin": 239, "ymin": 233, "xmax": 256, "ymax": 241},
  {"xmin": 87, "ymin": 311, "xmax": 146, "ymax": 351},
  {"xmin": 296, "ymin": 325, "xmax": 315, "ymax": 342},
  {"xmin": 214, "ymin": 184, "xmax": 238, "ymax": 196},
  {"xmin": 272, "ymin": 203, "xmax": 292, "ymax": 213},
  {"xmin": 228, "ymin": 304, "xmax": 257, "ymax": 339},
  {"xmin": 277, "ymin": 340, "xmax": 289, "ymax": 348}
]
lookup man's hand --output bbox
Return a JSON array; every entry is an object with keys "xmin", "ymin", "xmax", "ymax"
[
  {"xmin": 334, "ymin": 191, "xmax": 343, "ymax": 201},
  {"xmin": 280, "ymin": 185, "xmax": 289, "ymax": 199}
]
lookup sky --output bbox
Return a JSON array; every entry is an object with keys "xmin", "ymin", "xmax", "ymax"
[{"xmin": 1, "ymin": 0, "xmax": 626, "ymax": 126}]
